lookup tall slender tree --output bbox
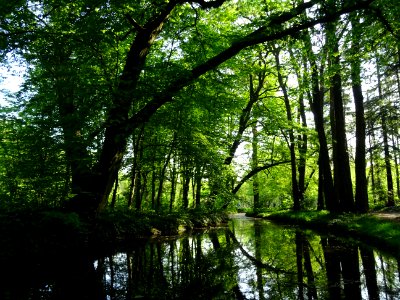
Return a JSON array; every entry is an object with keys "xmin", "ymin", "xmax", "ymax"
[{"xmin": 350, "ymin": 11, "xmax": 369, "ymax": 212}]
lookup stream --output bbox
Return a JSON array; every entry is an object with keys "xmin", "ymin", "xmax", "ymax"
[{"xmin": 1, "ymin": 215, "xmax": 399, "ymax": 299}]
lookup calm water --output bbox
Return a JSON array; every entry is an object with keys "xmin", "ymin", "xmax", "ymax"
[{"xmin": 1, "ymin": 215, "xmax": 399, "ymax": 299}]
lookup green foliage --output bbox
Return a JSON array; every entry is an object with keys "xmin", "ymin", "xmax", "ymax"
[{"xmin": 1, "ymin": 0, "xmax": 399, "ymax": 215}]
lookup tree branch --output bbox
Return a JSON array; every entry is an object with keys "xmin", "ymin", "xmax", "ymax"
[
  {"xmin": 125, "ymin": 14, "xmax": 145, "ymax": 31},
  {"xmin": 126, "ymin": 0, "xmax": 375, "ymax": 131},
  {"xmin": 232, "ymin": 161, "xmax": 291, "ymax": 194}
]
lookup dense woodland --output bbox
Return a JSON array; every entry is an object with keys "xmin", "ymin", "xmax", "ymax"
[{"xmin": 0, "ymin": 0, "xmax": 399, "ymax": 215}]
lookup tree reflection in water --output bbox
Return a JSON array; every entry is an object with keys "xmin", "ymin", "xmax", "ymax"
[
  {"xmin": 93, "ymin": 217, "xmax": 400, "ymax": 299},
  {"xmin": 1, "ymin": 217, "xmax": 400, "ymax": 299}
]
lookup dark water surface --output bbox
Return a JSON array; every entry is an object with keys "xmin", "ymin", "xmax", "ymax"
[{"xmin": 1, "ymin": 215, "xmax": 399, "ymax": 299}]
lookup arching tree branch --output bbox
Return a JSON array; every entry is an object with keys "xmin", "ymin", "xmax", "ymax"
[{"xmin": 232, "ymin": 161, "xmax": 291, "ymax": 194}]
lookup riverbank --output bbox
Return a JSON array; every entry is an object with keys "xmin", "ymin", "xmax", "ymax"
[
  {"xmin": 0, "ymin": 207, "xmax": 229, "ymax": 260},
  {"xmin": 253, "ymin": 208, "xmax": 400, "ymax": 255}
]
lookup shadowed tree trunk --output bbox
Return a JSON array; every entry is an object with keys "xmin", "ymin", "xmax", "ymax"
[
  {"xmin": 302, "ymin": 27, "xmax": 337, "ymax": 212},
  {"xmin": 351, "ymin": 12, "xmax": 369, "ymax": 212},
  {"xmin": 326, "ymin": 10, "xmax": 354, "ymax": 212},
  {"xmin": 169, "ymin": 158, "xmax": 178, "ymax": 212}
]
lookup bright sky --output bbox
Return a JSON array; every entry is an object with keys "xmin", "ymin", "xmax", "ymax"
[{"xmin": 0, "ymin": 55, "xmax": 26, "ymax": 107}]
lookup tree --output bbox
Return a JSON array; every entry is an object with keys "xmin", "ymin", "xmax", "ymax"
[
  {"xmin": 1, "ymin": 0, "xmax": 380, "ymax": 213},
  {"xmin": 349, "ymin": 11, "xmax": 369, "ymax": 212},
  {"xmin": 325, "ymin": 2, "xmax": 354, "ymax": 212}
]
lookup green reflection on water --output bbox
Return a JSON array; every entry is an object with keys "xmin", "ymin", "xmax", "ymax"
[
  {"xmin": 1, "ymin": 216, "xmax": 399, "ymax": 299},
  {"xmin": 96, "ymin": 216, "xmax": 400, "ymax": 299}
]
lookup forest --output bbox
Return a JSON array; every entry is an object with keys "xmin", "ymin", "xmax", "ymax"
[{"xmin": 0, "ymin": 0, "xmax": 399, "ymax": 216}]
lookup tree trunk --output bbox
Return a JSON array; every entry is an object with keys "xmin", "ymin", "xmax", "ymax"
[
  {"xmin": 182, "ymin": 167, "xmax": 191, "ymax": 209},
  {"xmin": 272, "ymin": 46, "xmax": 301, "ymax": 210},
  {"xmin": 195, "ymin": 164, "xmax": 204, "ymax": 207},
  {"xmin": 377, "ymin": 58, "xmax": 395, "ymax": 207},
  {"xmin": 224, "ymin": 72, "xmax": 265, "ymax": 165},
  {"xmin": 317, "ymin": 157, "xmax": 325, "ymax": 210},
  {"xmin": 134, "ymin": 169, "xmax": 143, "ymax": 210},
  {"xmin": 169, "ymin": 159, "xmax": 177, "ymax": 212},
  {"xmin": 110, "ymin": 175, "xmax": 118, "ymax": 208},
  {"xmin": 155, "ymin": 136, "xmax": 175, "ymax": 212},
  {"xmin": 151, "ymin": 168, "xmax": 157, "ymax": 210},
  {"xmin": 302, "ymin": 28, "xmax": 337, "ymax": 212},
  {"xmin": 393, "ymin": 134, "xmax": 400, "ymax": 199},
  {"xmin": 368, "ymin": 127, "xmax": 377, "ymax": 204},
  {"xmin": 128, "ymin": 127, "xmax": 144, "ymax": 208},
  {"xmin": 290, "ymin": 47, "xmax": 309, "ymax": 205},
  {"xmin": 381, "ymin": 113, "xmax": 395, "ymax": 206},
  {"xmin": 326, "ymin": 17, "xmax": 354, "ymax": 212},
  {"xmin": 297, "ymin": 90, "xmax": 307, "ymax": 204},
  {"xmin": 252, "ymin": 122, "xmax": 260, "ymax": 212},
  {"xmin": 350, "ymin": 12, "xmax": 369, "ymax": 212}
]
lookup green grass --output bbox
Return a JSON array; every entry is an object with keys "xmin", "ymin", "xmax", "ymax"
[{"xmin": 258, "ymin": 210, "xmax": 400, "ymax": 254}]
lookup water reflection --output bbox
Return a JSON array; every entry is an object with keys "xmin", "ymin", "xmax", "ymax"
[{"xmin": 1, "ymin": 216, "xmax": 399, "ymax": 299}]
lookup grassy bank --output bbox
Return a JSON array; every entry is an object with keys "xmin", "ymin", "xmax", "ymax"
[{"xmin": 255, "ymin": 209, "xmax": 400, "ymax": 254}]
